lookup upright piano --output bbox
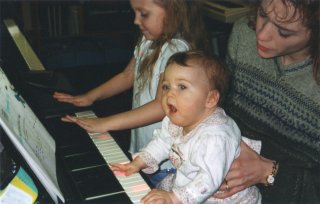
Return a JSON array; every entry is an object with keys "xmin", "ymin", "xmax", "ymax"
[{"xmin": 0, "ymin": 19, "xmax": 150, "ymax": 203}]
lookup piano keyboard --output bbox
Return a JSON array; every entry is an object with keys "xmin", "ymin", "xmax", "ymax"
[{"xmin": 75, "ymin": 110, "xmax": 151, "ymax": 204}]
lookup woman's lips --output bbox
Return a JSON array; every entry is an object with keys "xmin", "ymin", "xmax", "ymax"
[{"xmin": 257, "ymin": 43, "xmax": 269, "ymax": 52}]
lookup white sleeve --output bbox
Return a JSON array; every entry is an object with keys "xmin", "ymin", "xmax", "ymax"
[
  {"xmin": 138, "ymin": 117, "xmax": 173, "ymax": 174},
  {"xmin": 173, "ymin": 129, "xmax": 240, "ymax": 204},
  {"xmin": 155, "ymin": 38, "xmax": 189, "ymax": 74},
  {"xmin": 242, "ymin": 136, "xmax": 261, "ymax": 154}
]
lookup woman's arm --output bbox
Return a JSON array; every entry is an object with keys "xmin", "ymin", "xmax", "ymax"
[
  {"xmin": 53, "ymin": 57, "xmax": 135, "ymax": 107},
  {"xmin": 213, "ymin": 141, "xmax": 275, "ymax": 198}
]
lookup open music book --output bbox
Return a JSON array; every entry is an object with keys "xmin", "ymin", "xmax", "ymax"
[{"xmin": 0, "ymin": 68, "xmax": 64, "ymax": 203}]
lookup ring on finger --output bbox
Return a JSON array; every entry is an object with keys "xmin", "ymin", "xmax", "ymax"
[{"xmin": 225, "ymin": 179, "xmax": 230, "ymax": 191}]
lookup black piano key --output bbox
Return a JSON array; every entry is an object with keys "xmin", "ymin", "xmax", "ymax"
[
  {"xmin": 43, "ymin": 116, "xmax": 92, "ymax": 147},
  {"xmin": 71, "ymin": 165, "xmax": 118, "ymax": 184},
  {"xmin": 43, "ymin": 115, "xmax": 82, "ymax": 136},
  {"xmin": 77, "ymin": 179, "xmax": 126, "ymax": 202},
  {"xmin": 63, "ymin": 151, "xmax": 106, "ymax": 171},
  {"xmin": 23, "ymin": 70, "xmax": 75, "ymax": 94},
  {"xmin": 81, "ymin": 188, "xmax": 131, "ymax": 203},
  {"xmin": 23, "ymin": 84, "xmax": 81, "ymax": 118},
  {"xmin": 72, "ymin": 166, "xmax": 129, "ymax": 202},
  {"xmin": 58, "ymin": 143, "xmax": 97, "ymax": 157},
  {"xmin": 86, "ymin": 192, "xmax": 132, "ymax": 204}
]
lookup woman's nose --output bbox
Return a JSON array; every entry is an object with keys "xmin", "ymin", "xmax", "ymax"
[{"xmin": 256, "ymin": 21, "xmax": 272, "ymax": 41}]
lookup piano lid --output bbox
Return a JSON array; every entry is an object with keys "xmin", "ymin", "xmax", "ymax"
[{"xmin": 3, "ymin": 19, "xmax": 45, "ymax": 71}]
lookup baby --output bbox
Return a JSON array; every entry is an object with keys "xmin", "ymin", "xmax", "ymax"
[{"xmin": 111, "ymin": 51, "xmax": 261, "ymax": 204}]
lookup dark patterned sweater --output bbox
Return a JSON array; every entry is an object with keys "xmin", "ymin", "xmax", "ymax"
[{"xmin": 225, "ymin": 18, "xmax": 320, "ymax": 204}]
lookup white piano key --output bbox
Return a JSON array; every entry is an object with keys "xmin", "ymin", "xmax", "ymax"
[
  {"xmin": 112, "ymin": 173, "xmax": 150, "ymax": 203},
  {"xmin": 75, "ymin": 111, "xmax": 151, "ymax": 204},
  {"xmin": 103, "ymin": 157, "xmax": 127, "ymax": 164},
  {"xmin": 75, "ymin": 111, "xmax": 95, "ymax": 118},
  {"xmin": 102, "ymin": 152, "xmax": 128, "ymax": 161},
  {"xmin": 102, "ymin": 153, "xmax": 127, "ymax": 162}
]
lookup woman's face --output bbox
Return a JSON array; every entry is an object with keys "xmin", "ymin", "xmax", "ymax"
[
  {"xmin": 130, "ymin": 0, "xmax": 166, "ymax": 40},
  {"xmin": 256, "ymin": 0, "xmax": 311, "ymax": 64}
]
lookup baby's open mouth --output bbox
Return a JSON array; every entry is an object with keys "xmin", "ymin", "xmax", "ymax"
[{"xmin": 168, "ymin": 104, "xmax": 177, "ymax": 113}]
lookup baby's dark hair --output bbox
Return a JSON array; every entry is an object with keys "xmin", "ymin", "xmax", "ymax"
[{"xmin": 166, "ymin": 51, "xmax": 230, "ymax": 106}]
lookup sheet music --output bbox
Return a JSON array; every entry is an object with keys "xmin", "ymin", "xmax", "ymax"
[{"xmin": 0, "ymin": 68, "xmax": 64, "ymax": 203}]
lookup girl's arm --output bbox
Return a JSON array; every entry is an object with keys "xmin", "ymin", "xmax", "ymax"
[
  {"xmin": 53, "ymin": 57, "xmax": 135, "ymax": 107},
  {"xmin": 61, "ymin": 73, "xmax": 165, "ymax": 133}
]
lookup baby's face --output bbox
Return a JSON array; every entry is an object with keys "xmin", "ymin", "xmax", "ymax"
[{"xmin": 161, "ymin": 62, "xmax": 212, "ymax": 133}]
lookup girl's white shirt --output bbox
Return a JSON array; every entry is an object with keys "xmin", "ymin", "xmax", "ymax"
[{"xmin": 129, "ymin": 36, "xmax": 189, "ymax": 170}]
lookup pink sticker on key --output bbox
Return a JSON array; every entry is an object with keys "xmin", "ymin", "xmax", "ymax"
[
  {"xmin": 113, "ymin": 170, "xmax": 127, "ymax": 177},
  {"xmin": 129, "ymin": 184, "xmax": 149, "ymax": 192},
  {"xmin": 94, "ymin": 134, "xmax": 112, "ymax": 140}
]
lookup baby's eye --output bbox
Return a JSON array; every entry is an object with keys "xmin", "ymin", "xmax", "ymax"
[
  {"xmin": 178, "ymin": 84, "xmax": 187, "ymax": 90},
  {"xmin": 162, "ymin": 84, "xmax": 169, "ymax": 91}
]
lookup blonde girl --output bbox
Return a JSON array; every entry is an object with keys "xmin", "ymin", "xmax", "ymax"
[{"xmin": 53, "ymin": 0, "xmax": 208, "ymax": 186}]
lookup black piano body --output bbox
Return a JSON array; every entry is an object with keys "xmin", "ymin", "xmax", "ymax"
[{"xmin": 0, "ymin": 17, "xmax": 151, "ymax": 204}]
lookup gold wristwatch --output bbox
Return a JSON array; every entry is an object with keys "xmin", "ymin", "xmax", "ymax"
[{"xmin": 266, "ymin": 160, "xmax": 279, "ymax": 186}]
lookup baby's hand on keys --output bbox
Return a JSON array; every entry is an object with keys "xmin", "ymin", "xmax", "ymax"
[
  {"xmin": 110, "ymin": 157, "xmax": 146, "ymax": 176},
  {"xmin": 109, "ymin": 162, "xmax": 139, "ymax": 176},
  {"xmin": 61, "ymin": 115, "xmax": 108, "ymax": 133},
  {"xmin": 141, "ymin": 189, "xmax": 177, "ymax": 204},
  {"xmin": 53, "ymin": 91, "xmax": 93, "ymax": 107}
]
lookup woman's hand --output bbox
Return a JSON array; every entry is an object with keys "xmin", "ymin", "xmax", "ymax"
[
  {"xmin": 141, "ymin": 189, "xmax": 180, "ymax": 204},
  {"xmin": 53, "ymin": 91, "xmax": 94, "ymax": 107},
  {"xmin": 61, "ymin": 115, "xmax": 109, "ymax": 133},
  {"xmin": 213, "ymin": 140, "xmax": 274, "ymax": 199}
]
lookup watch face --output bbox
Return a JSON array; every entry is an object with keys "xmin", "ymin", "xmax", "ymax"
[{"xmin": 267, "ymin": 175, "xmax": 275, "ymax": 184}]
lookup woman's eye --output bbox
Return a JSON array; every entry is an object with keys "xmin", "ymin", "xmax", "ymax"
[
  {"xmin": 258, "ymin": 7, "xmax": 267, "ymax": 18},
  {"xmin": 278, "ymin": 29, "xmax": 293, "ymax": 38}
]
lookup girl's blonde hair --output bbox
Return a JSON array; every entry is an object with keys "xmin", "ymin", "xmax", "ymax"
[{"xmin": 137, "ymin": 0, "xmax": 209, "ymax": 90}]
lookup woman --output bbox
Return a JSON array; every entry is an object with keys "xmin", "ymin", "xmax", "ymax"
[{"xmin": 215, "ymin": 0, "xmax": 320, "ymax": 203}]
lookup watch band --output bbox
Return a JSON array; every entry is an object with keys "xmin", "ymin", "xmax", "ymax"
[{"xmin": 265, "ymin": 160, "xmax": 279, "ymax": 186}]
